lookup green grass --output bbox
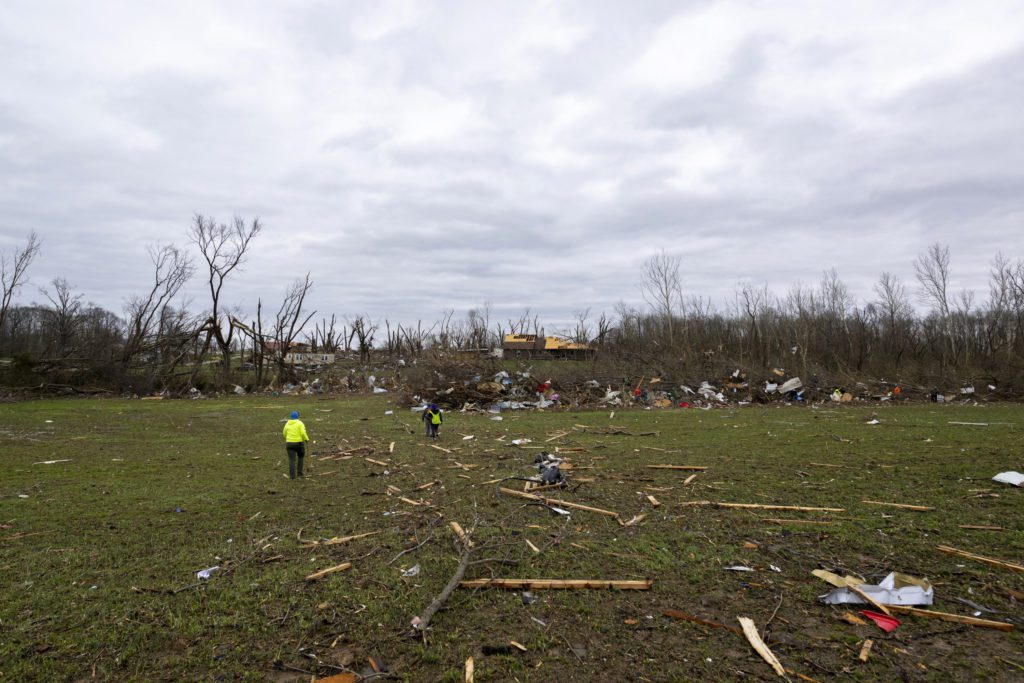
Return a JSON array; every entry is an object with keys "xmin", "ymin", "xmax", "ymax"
[{"xmin": 1, "ymin": 396, "xmax": 1022, "ymax": 681}]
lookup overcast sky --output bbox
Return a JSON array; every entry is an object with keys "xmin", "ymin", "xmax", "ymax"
[{"xmin": 1, "ymin": 0, "xmax": 1022, "ymax": 331}]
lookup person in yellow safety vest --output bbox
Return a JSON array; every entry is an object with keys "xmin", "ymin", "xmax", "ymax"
[
  {"xmin": 422, "ymin": 403, "xmax": 443, "ymax": 439},
  {"xmin": 283, "ymin": 410, "xmax": 310, "ymax": 479}
]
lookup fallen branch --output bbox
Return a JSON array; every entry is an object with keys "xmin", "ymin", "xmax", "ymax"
[
  {"xmin": 411, "ymin": 541, "xmax": 473, "ymax": 636},
  {"xmin": 663, "ymin": 609, "xmax": 742, "ymax": 635},
  {"xmin": 936, "ymin": 545, "xmax": 1024, "ymax": 573},
  {"xmin": 459, "ymin": 578, "xmax": 652, "ymax": 590},
  {"xmin": 449, "ymin": 522, "xmax": 474, "ymax": 549}
]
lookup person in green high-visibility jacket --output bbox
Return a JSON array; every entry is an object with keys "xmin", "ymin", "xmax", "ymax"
[{"xmin": 283, "ymin": 410, "xmax": 310, "ymax": 479}]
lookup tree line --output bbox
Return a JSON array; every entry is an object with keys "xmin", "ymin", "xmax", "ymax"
[{"xmin": 2, "ymin": 220, "xmax": 1022, "ymax": 394}]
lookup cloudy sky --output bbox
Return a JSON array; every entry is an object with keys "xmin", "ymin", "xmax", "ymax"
[{"xmin": 1, "ymin": 0, "xmax": 1022, "ymax": 330}]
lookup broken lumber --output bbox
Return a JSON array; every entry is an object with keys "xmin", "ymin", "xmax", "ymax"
[
  {"xmin": 459, "ymin": 578, "xmax": 652, "ymax": 590},
  {"xmin": 648, "ymin": 465, "xmax": 707, "ymax": 471},
  {"xmin": 449, "ymin": 521, "xmax": 474, "ymax": 549},
  {"xmin": 663, "ymin": 609, "xmax": 742, "ymax": 635},
  {"xmin": 681, "ymin": 501, "xmax": 845, "ymax": 513},
  {"xmin": 862, "ymin": 500, "xmax": 935, "ymax": 511},
  {"xmin": 465, "ymin": 656, "xmax": 474, "ymax": 683},
  {"xmin": 646, "ymin": 494, "xmax": 661, "ymax": 508},
  {"xmin": 305, "ymin": 562, "xmax": 352, "ymax": 581},
  {"xmin": 430, "ymin": 444, "xmax": 453, "ymax": 454},
  {"xmin": 858, "ymin": 639, "xmax": 873, "ymax": 662},
  {"xmin": 765, "ymin": 518, "xmax": 834, "ymax": 526},
  {"xmin": 498, "ymin": 487, "xmax": 620, "ymax": 518},
  {"xmin": 364, "ymin": 457, "xmax": 389, "ymax": 466},
  {"xmin": 683, "ymin": 473, "xmax": 698, "ymax": 485},
  {"xmin": 936, "ymin": 545, "xmax": 1024, "ymax": 573},
  {"xmin": 888, "ymin": 605, "xmax": 1014, "ymax": 631},
  {"xmin": 525, "ymin": 539, "xmax": 540, "ymax": 554},
  {"xmin": 958, "ymin": 525, "xmax": 1003, "ymax": 531},
  {"xmin": 311, "ymin": 531, "xmax": 380, "ymax": 548},
  {"xmin": 738, "ymin": 616, "xmax": 786, "ymax": 676}
]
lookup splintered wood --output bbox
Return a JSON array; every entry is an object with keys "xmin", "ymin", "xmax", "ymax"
[
  {"xmin": 862, "ymin": 500, "xmax": 935, "ymax": 511},
  {"xmin": 648, "ymin": 465, "xmax": 708, "ymax": 471},
  {"xmin": 936, "ymin": 545, "xmax": 1024, "ymax": 573},
  {"xmin": 498, "ymin": 487, "xmax": 620, "ymax": 518},
  {"xmin": 305, "ymin": 562, "xmax": 352, "ymax": 581},
  {"xmin": 681, "ymin": 501, "xmax": 844, "ymax": 512},
  {"xmin": 858, "ymin": 639, "xmax": 873, "ymax": 662},
  {"xmin": 459, "ymin": 579, "xmax": 652, "ymax": 590},
  {"xmin": 888, "ymin": 605, "xmax": 1014, "ymax": 631},
  {"xmin": 449, "ymin": 521, "xmax": 474, "ymax": 548},
  {"xmin": 738, "ymin": 616, "xmax": 785, "ymax": 676}
]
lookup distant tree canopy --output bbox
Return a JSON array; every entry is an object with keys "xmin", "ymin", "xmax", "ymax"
[{"xmin": 1, "ymin": 229, "xmax": 1022, "ymax": 395}]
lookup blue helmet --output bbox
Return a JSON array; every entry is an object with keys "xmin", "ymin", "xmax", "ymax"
[{"xmin": 290, "ymin": 411, "xmax": 299, "ymax": 419}]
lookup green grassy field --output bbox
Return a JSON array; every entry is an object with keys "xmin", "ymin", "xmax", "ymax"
[{"xmin": 1, "ymin": 396, "xmax": 1022, "ymax": 681}]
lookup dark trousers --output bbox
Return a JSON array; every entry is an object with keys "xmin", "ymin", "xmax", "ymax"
[
  {"xmin": 428, "ymin": 423, "xmax": 439, "ymax": 438},
  {"xmin": 286, "ymin": 442, "xmax": 305, "ymax": 479}
]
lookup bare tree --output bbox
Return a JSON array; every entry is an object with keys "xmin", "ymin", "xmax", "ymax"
[
  {"xmin": 270, "ymin": 274, "xmax": 316, "ymax": 377},
  {"xmin": 122, "ymin": 244, "xmax": 194, "ymax": 367},
  {"xmin": 41, "ymin": 278, "xmax": 83, "ymax": 358},
  {"xmin": 874, "ymin": 272, "xmax": 912, "ymax": 369},
  {"xmin": 639, "ymin": 249, "xmax": 682, "ymax": 345},
  {"xmin": 188, "ymin": 214, "xmax": 263, "ymax": 375},
  {"xmin": 1, "ymin": 231, "xmax": 41, "ymax": 337}
]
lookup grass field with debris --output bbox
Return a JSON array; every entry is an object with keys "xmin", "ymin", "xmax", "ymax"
[{"xmin": 1, "ymin": 396, "xmax": 1022, "ymax": 682}]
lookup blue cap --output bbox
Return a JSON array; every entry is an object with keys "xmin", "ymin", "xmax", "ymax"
[
  {"xmin": 429, "ymin": 403, "xmax": 438, "ymax": 410},
  {"xmin": 290, "ymin": 411, "xmax": 299, "ymax": 419}
]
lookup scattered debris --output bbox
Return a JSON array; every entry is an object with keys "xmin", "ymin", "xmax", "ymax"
[
  {"xmin": 32, "ymin": 459, "xmax": 71, "ymax": 465},
  {"xmin": 860, "ymin": 610, "xmax": 900, "ymax": 632},
  {"xmin": 993, "ymin": 471, "xmax": 1024, "ymax": 487},
  {"xmin": 196, "ymin": 566, "xmax": 219, "ymax": 580},
  {"xmin": 817, "ymin": 571, "xmax": 934, "ymax": 607},
  {"xmin": 449, "ymin": 522, "xmax": 474, "ymax": 549},
  {"xmin": 858, "ymin": 639, "xmax": 874, "ymax": 662},
  {"xmin": 465, "ymin": 656, "xmax": 474, "ymax": 683},
  {"xmin": 838, "ymin": 611, "xmax": 869, "ymax": 626}
]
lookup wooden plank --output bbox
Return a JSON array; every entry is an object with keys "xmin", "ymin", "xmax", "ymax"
[
  {"xmin": 449, "ymin": 521, "xmax": 474, "ymax": 548},
  {"xmin": 849, "ymin": 585, "xmax": 891, "ymax": 616},
  {"xmin": 498, "ymin": 487, "xmax": 620, "ymax": 518},
  {"xmin": 364, "ymin": 457, "xmax": 389, "ymax": 466},
  {"xmin": 646, "ymin": 494, "xmax": 661, "ymax": 508},
  {"xmin": 862, "ymin": 500, "xmax": 935, "ymax": 511},
  {"xmin": 958, "ymin": 525, "xmax": 1004, "ymax": 531},
  {"xmin": 459, "ymin": 578, "xmax": 652, "ymax": 590},
  {"xmin": 416, "ymin": 480, "xmax": 439, "ymax": 491},
  {"xmin": 858, "ymin": 640, "xmax": 873, "ymax": 662},
  {"xmin": 888, "ymin": 605, "xmax": 1014, "ymax": 631},
  {"xmin": 681, "ymin": 501, "xmax": 845, "ymax": 513},
  {"xmin": 936, "ymin": 545, "xmax": 1024, "ymax": 573},
  {"xmin": 465, "ymin": 656, "xmax": 474, "ymax": 683},
  {"xmin": 765, "ymin": 518, "xmax": 834, "ymax": 525},
  {"xmin": 738, "ymin": 616, "xmax": 785, "ymax": 676},
  {"xmin": 648, "ymin": 465, "xmax": 708, "ymax": 471},
  {"xmin": 683, "ymin": 473, "xmax": 698, "ymax": 485},
  {"xmin": 430, "ymin": 444, "xmax": 453, "ymax": 454},
  {"xmin": 398, "ymin": 496, "xmax": 424, "ymax": 507},
  {"xmin": 305, "ymin": 562, "xmax": 352, "ymax": 581}
]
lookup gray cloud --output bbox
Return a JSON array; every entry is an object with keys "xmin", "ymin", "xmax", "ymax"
[{"xmin": 2, "ymin": 0, "xmax": 1022, "ymax": 329}]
